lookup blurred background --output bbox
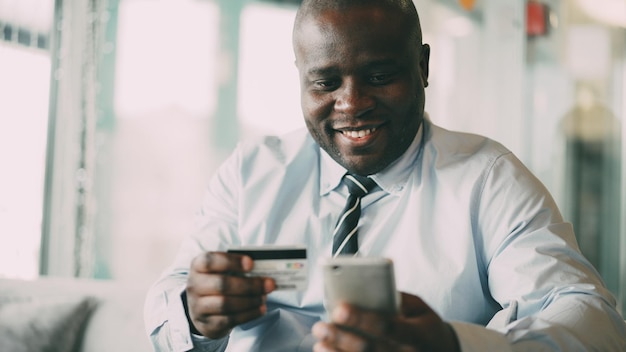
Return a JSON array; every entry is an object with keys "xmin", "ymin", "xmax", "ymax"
[{"xmin": 0, "ymin": 0, "xmax": 624, "ymax": 315}]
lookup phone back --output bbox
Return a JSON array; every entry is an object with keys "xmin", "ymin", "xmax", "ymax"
[{"xmin": 322, "ymin": 257, "xmax": 399, "ymax": 314}]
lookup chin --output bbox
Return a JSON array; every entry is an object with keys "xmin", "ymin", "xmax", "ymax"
[{"xmin": 343, "ymin": 159, "xmax": 386, "ymax": 176}]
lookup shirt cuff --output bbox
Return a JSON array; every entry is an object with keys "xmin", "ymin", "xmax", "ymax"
[
  {"xmin": 190, "ymin": 333, "xmax": 229, "ymax": 351},
  {"xmin": 170, "ymin": 285, "xmax": 230, "ymax": 351},
  {"xmin": 165, "ymin": 284, "xmax": 195, "ymax": 351},
  {"xmin": 449, "ymin": 321, "xmax": 513, "ymax": 352}
]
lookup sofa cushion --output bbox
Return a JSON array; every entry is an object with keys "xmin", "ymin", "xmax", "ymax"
[
  {"xmin": 0, "ymin": 277, "xmax": 152, "ymax": 352},
  {"xmin": 0, "ymin": 294, "xmax": 97, "ymax": 352}
]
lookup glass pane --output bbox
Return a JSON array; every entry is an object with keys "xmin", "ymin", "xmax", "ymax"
[
  {"xmin": 238, "ymin": 2, "xmax": 301, "ymax": 139},
  {"xmin": 525, "ymin": 1, "xmax": 625, "ymax": 312},
  {"xmin": 66, "ymin": 0, "xmax": 626, "ymax": 316},
  {"xmin": 93, "ymin": 0, "xmax": 304, "ymax": 284},
  {"xmin": 92, "ymin": 0, "xmax": 220, "ymax": 283},
  {"xmin": 0, "ymin": 0, "xmax": 53, "ymax": 279}
]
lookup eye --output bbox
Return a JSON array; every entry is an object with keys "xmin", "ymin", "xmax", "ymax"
[
  {"xmin": 369, "ymin": 73, "xmax": 393, "ymax": 85},
  {"xmin": 313, "ymin": 79, "xmax": 340, "ymax": 91}
]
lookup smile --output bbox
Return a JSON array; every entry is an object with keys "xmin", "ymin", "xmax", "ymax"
[{"xmin": 341, "ymin": 128, "xmax": 377, "ymax": 138}]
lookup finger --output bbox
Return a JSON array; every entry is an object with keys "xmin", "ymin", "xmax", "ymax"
[
  {"xmin": 330, "ymin": 303, "xmax": 395, "ymax": 336},
  {"xmin": 192, "ymin": 294, "xmax": 266, "ymax": 315},
  {"xmin": 312, "ymin": 321, "xmax": 368, "ymax": 352},
  {"xmin": 395, "ymin": 316, "xmax": 456, "ymax": 351},
  {"xmin": 325, "ymin": 293, "xmax": 433, "ymax": 336},
  {"xmin": 396, "ymin": 292, "xmax": 444, "ymax": 343},
  {"xmin": 190, "ymin": 252, "xmax": 253, "ymax": 274},
  {"xmin": 330, "ymin": 299, "xmax": 451, "ymax": 351},
  {"xmin": 194, "ymin": 305, "xmax": 268, "ymax": 339},
  {"xmin": 188, "ymin": 272, "xmax": 274, "ymax": 296},
  {"xmin": 399, "ymin": 292, "xmax": 431, "ymax": 317},
  {"xmin": 314, "ymin": 321, "xmax": 419, "ymax": 352},
  {"xmin": 396, "ymin": 293, "xmax": 460, "ymax": 351}
]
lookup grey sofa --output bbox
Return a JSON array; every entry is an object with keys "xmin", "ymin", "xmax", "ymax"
[{"xmin": 0, "ymin": 276, "xmax": 152, "ymax": 352}]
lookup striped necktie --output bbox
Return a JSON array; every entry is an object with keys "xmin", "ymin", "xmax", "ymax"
[{"xmin": 332, "ymin": 174, "xmax": 378, "ymax": 256}]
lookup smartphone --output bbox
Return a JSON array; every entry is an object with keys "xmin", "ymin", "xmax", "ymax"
[{"xmin": 322, "ymin": 257, "xmax": 399, "ymax": 314}]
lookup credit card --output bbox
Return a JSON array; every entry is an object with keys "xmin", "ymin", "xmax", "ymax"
[{"xmin": 227, "ymin": 245, "xmax": 308, "ymax": 291}]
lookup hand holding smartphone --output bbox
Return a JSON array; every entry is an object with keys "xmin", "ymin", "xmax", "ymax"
[{"xmin": 322, "ymin": 257, "xmax": 399, "ymax": 314}]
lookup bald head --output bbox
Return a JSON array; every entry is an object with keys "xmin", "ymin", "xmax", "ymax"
[
  {"xmin": 293, "ymin": 0, "xmax": 423, "ymax": 49},
  {"xmin": 290, "ymin": 0, "xmax": 431, "ymax": 175}
]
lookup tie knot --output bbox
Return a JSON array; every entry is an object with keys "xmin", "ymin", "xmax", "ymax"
[{"xmin": 344, "ymin": 174, "xmax": 377, "ymax": 197}]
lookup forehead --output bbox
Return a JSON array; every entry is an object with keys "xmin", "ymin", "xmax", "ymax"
[
  {"xmin": 299, "ymin": 5, "xmax": 406, "ymax": 39},
  {"xmin": 294, "ymin": 6, "xmax": 413, "ymax": 67}
]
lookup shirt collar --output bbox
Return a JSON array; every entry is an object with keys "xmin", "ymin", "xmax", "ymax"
[
  {"xmin": 319, "ymin": 118, "xmax": 425, "ymax": 196},
  {"xmin": 319, "ymin": 149, "xmax": 347, "ymax": 196}
]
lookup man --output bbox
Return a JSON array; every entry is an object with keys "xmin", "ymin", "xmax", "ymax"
[{"xmin": 145, "ymin": 0, "xmax": 626, "ymax": 351}]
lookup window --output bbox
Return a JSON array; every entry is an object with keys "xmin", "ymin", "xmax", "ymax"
[{"xmin": 0, "ymin": 0, "xmax": 54, "ymax": 279}]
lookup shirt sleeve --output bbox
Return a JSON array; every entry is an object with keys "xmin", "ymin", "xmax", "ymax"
[
  {"xmin": 144, "ymin": 148, "xmax": 242, "ymax": 352},
  {"xmin": 461, "ymin": 152, "xmax": 626, "ymax": 351},
  {"xmin": 144, "ymin": 281, "xmax": 230, "ymax": 352}
]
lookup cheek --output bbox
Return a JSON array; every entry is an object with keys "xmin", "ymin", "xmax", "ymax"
[
  {"xmin": 378, "ymin": 80, "xmax": 412, "ymax": 102},
  {"xmin": 302, "ymin": 93, "xmax": 333, "ymax": 123},
  {"xmin": 388, "ymin": 85, "xmax": 423, "ymax": 114}
]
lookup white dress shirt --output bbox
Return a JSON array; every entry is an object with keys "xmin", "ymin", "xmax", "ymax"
[{"xmin": 144, "ymin": 116, "xmax": 626, "ymax": 351}]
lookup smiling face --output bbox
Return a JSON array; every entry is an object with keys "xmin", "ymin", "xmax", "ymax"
[{"xmin": 293, "ymin": 3, "xmax": 430, "ymax": 176}]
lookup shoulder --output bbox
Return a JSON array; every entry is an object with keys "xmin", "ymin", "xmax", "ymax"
[
  {"xmin": 235, "ymin": 127, "xmax": 319, "ymax": 170},
  {"xmin": 207, "ymin": 127, "xmax": 319, "ymax": 201},
  {"xmin": 424, "ymin": 119, "xmax": 554, "ymax": 210},
  {"xmin": 424, "ymin": 119, "xmax": 512, "ymax": 168}
]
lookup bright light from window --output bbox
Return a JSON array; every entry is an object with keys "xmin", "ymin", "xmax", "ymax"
[
  {"xmin": 114, "ymin": 0, "xmax": 218, "ymax": 118},
  {"xmin": 576, "ymin": 0, "xmax": 626, "ymax": 28},
  {"xmin": 0, "ymin": 44, "xmax": 51, "ymax": 279},
  {"xmin": 0, "ymin": 0, "xmax": 53, "ymax": 32},
  {"xmin": 238, "ymin": 3, "xmax": 303, "ymax": 137}
]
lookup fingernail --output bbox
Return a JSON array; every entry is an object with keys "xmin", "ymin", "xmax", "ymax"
[
  {"xmin": 312, "ymin": 322, "xmax": 328, "ymax": 339},
  {"xmin": 264, "ymin": 278, "xmax": 276, "ymax": 293},
  {"xmin": 242, "ymin": 256, "xmax": 254, "ymax": 271},
  {"xmin": 332, "ymin": 305, "xmax": 349, "ymax": 324},
  {"xmin": 313, "ymin": 342, "xmax": 329, "ymax": 352}
]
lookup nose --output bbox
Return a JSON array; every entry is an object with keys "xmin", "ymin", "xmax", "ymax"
[{"xmin": 334, "ymin": 79, "xmax": 375, "ymax": 118}]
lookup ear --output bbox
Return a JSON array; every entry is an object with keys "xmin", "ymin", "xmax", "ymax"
[{"xmin": 419, "ymin": 43, "xmax": 430, "ymax": 88}]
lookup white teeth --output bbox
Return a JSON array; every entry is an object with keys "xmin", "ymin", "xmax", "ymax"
[{"xmin": 343, "ymin": 128, "xmax": 376, "ymax": 138}]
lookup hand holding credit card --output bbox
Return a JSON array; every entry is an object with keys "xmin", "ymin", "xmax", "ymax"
[{"xmin": 227, "ymin": 245, "xmax": 308, "ymax": 291}]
